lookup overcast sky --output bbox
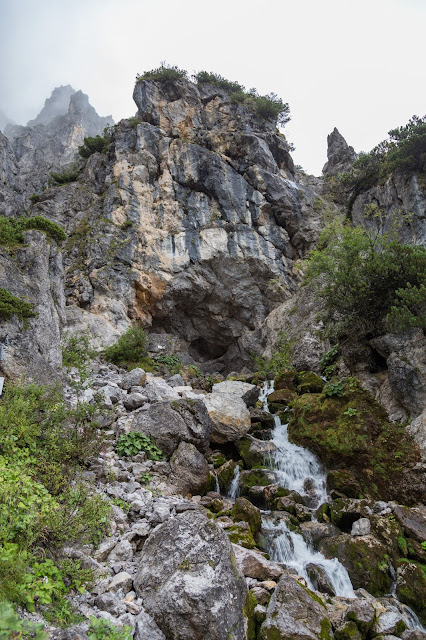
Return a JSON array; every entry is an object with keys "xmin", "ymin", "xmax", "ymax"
[{"xmin": 0, "ymin": 0, "xmax": 425, "ymax": 175}]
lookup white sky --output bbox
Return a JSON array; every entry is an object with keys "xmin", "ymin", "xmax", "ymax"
[{"xmin": 1, "ymin": 0, "xmax": 425, "ymax": 175}]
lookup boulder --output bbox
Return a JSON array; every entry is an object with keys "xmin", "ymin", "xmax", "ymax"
[
  {"xmin": 134, "ymin": 510, "xmax": 247, "ymax": 640},
  {"xmin": 143, "ymin": 378, "xmax": 180, "ymax": 402},
  {"xmin": 260, "ymin": 573, "xmax": 333, "ymax": 640},
  {"xmin": 204, "ymin": 392, "xmax": 251, "ymax": 443},
  {"xmin": 123, "ymin": 392, "xmax": 146, "ymax": 411},
  {"xmin": 130, "ymin": 398, "xmax": 211, "ymax": 455},
  {"xmin": 306, "ymin": 563, "xmax": 336, "ymax": 596},
  {"xmin": 232, "ymin": 497, "xmax": 262, "ymax": 535},
  {"xmin": 396, "ymin": 561, "xmax": 426, "ymax": 625},
  {"xmin": 170, "ymin": 441, "xmax": 209, "ymax": 495},
  {"xmin": 231, "ymin": 544, "xmax": 284, "ymax": 581},
  {"xmin": 327, "ymin": 470, "xmax": 361, "ymax": 499},
  {"xmin": 393, "ymin": 504, "xmax": 426, "ymax": 542},
  {"xmin": 345, "ymin": 599, "xmax": 375, "ymax": 636},
  {"xmin": 236, "ymin": 435, "xmax": 276, "ymax": 468},
  {"xmin": 121, "ymin": 368, "xmax": 146, "ymax": 389},
  {"xmin": 212, "ymin": 380, "xmax": 259, "ymax": 406},
  {"xmin": 351, "ymin": 518, "xmax": 371, "ymax": 536},
  {"xmin": 373, "ymin": 612, "xmax": 407, "ymax": 637}
]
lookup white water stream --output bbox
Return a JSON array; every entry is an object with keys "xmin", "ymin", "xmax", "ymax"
[{"xmin": 259, "ymin": 380, "xmax": 355, "ymax": 598}]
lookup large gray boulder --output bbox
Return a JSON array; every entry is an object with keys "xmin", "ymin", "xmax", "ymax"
[
  {"xmin": 130, "ymin": 398, "xmax": 211, "ymax": 455},
  {"xmin": 134, "ymin": 510, "xmax": 247, "ymax": 640},
  {"xmin": 212, "ymin": 380, "xmax": 259, "ymax": 407},
  {"xmin": 170, "ymin": 441, "xmax": 209, "ymax": 495},
  {"xmin": 260, "ymin": 573, "xmax": 332, "ymax": 640},
  {"xmin": 204, "ymin": 392, "xmax": 251, "ymax": 443}
]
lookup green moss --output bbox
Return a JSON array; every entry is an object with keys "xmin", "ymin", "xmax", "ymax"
[
  {"xmin": 227, "ymin": 524, "xmax": 256, "ymax": 549},
  {"xmin": 320, "ymin": 618, "xmax": 334, "ymax": 640},
  {"xmin": 240, "ymin": 469, "xmax": 270, "ymax": 488},
  {"xmin": 296, "ymin": 371, "xmax": 325, "ymax": 394},
  {"xmin": 397, "ymin": 536, "xmax": 408, "ymax": 556},
  {"xmin": 231, "ymin": 497, "xmax": 261, "ymax": 535},
  {"xmin": 244, "ymin": 591, "xmax": 259, "ymax": 640}
]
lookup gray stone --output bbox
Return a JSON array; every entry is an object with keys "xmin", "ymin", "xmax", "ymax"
[
  {"xmin": 134, "ymin": 510, "xmax": 247, "ymax": 640},
  {"xmin": 351, "ymin": 518, "xmax": 371, "ymax": 536},
  {"xmin": 98, "ymin": 384, "xmax": 122, "ymax": 405},
  {"xmin": 94, "ymin": 592, "xmax": 126, "ymax": 616},
  {"xmin": 170, "ymin": 441, "xmax": 209, "ymax": 495},
  {"xmin": 94, "ymin": 538, "xmax": 118, "ymax": 562},
  {"xmin": 231, "ymin": 544, "xmax": 284, "ymax": 581},
  {"xmin": 108, "ymin": 539, "xmax": 133, "ymax": 563},
  {"xmin": 131, "ymin": 399, "xmax": 211, "ymax": 455},
  {"xmin": 212, "ymin": 380, "xmax": 259, "ymax": 407},
  {"xmin": 167, "ymin": 374, "xmax": 186, "ymax": 387},
  {"xmin": 393, "ymin": 504, "xmax": 426, "ymax": 542},
  {"xmin": 373, "ymin": 612, "xmax": 407, "ymax": 637},
  {"xmin": 134, "ymin": 607, "xmax": 166, "ymax": 640},
  {"xmin": 143, "ymin": 378, "xmax": 180, "ymax": 402},
  {"xmin": 123, "ymin": 392, "xmax": 146, "ymax": 411},
  {"xmin": 204, "ymin": 392, "xmax": 251, "ymax": 444},
  {"xmin": 121, "ymin": 368, "xmax": 146, "ymax": 389},
  {"xmin": 260, "ymin": 573, "xmax": 332, "ymax": 640},
  {"xmin": 108, "ymin": 571, "xmax": 133, "ymax": 593},
  {"xmin": 322, "ymin": 127, "xmax": 357, "ymax": 176}
]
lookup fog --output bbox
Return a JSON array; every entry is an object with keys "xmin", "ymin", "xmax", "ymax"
[{"xmin": 1, "ymin": 0, "xmax": 425, "ymax": 174}]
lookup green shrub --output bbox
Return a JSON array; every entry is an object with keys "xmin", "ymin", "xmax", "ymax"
[
  {"xmin": 0, "ymin": 215, "xmax": 66, "ymax": 246},
  {"xmin": 304, "ymin": 219, "xmax": 426, "ymax": 339},
  {"xmin": 0, "ymin": 217, "xmax": 24, "ymax": 245},
  {"xmin": 104, "ymin": 325, "xmax": 148, "ymax": 367},
  {"xmin": 138, "ymin": 63, "xmax": 188, "ymax": 83},
  {"xmin": 0, "ymin": 288, "xmax": 36, "ymax": 320},
  {"xmin": 116, "ymin": 432, "xmax": 163, "ymax": 461},
  {"xmin": 155, "ymin": 353, "xmax": 181, "ymax": 373},
  {"xmin": 50, "ymin": 167, "xmax": 80, "ymax": 184},
  {"xmin": 0, "ymin": 601, "xmax": 47, "ymax": 639},
  {"xmin": 193, "ymin": 71, "xmax": 245, "ymax": 96},
  {"xmin": 339, "ymin": 115, "xmax": 426, "ymax": 201},
  {"xmin": 78, "ymin": 126, "xmax": 113, "ymax": 158},
  {"xmin": 88, "ymin": 616, "xmax": 132, "ymax": 640},
  {"xmin": 21, "ymin": 215, "xmax": 66, "ymax": 243}
]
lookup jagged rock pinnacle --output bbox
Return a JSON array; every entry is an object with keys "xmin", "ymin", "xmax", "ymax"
[{"xmin": 322, "ymin": 127, "xmax": 357, "ymax": 176}]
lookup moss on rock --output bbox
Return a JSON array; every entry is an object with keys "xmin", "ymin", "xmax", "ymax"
[
  {"xmin": 232, "ymin": 497, "xmax": 262, "ymax": 535},
  {"xmin": 396, "ymin": 560, "xmax": 426, "ymax": 624}
]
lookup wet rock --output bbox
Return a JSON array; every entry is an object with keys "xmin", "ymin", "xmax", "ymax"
[
  {"xmin": 335, "ymin": 621, "xmax": 362, "ymax": 640},
  {"xmin": 216, "ymin": 459, "xmax": 238, "ymax": 493},
  {"xmin": 134, "ymin": 510, "xmax": 247, "ymax": 640},
  {"xmin": 260, "ymin": 573, "xmax": 333, "ymax": 640},
  {"xmin": 227, "ymin": 521, "xmax": 257, "ymax": 549},
  {"xmin": 212, "ymin": 380, "xmax": 259, "ymax": 407},
  {"xmin": 299, "ymin": 521, "xmax": 340, "ymax": 548},
  {"xmin": 396, "ymin": 561, "xmax": 426, "ymax": 625},
  {"xmin": 236, "ymin": 435, "xmax": 275, "ymax": 468},
  {"xmin": 204, "ymin": 392, "xmax": 251, "ymax": 443},
  {"xmin": 170, "ymin": 441, "xmax": 209, "ymax": 495},
  {"xmin": 232, "ymin": 497, "xmax": 262, "ymax": 535},
  {"xmin": 232, "ymin": 544, "xmax": 284, "ymax": 581},
  {"xmin": 306, "ymin": 563, "xmax": 336, "ymax": 596},
  {"xmin": 393, "ymin": 504, "xmax": 426, "ymax": 542},
  {"xmin": 373, "ymin": 612, "xmax": 407, "ymax": 637},
  {"xmin": 327, "ymin": 470, "xmax": 361, "ymax": 499},
  {"xmin": 320, "ymin": 534, "xmax": 392, "ymax": 596},
  {"xmin": 345, "ymin": 599, "xmax": 376, "ymax": 635}
]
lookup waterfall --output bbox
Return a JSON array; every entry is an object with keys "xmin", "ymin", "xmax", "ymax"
[
  {"xmin": 227, "ymin": 465, "xmax": 240, "ymax": 500},
  {"xmin": 263, "ymin": 515, "xmax": 355, "ymax": 598}
]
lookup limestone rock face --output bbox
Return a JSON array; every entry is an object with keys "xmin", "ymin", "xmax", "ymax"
[
  {"xmin": 0, "ymin": 230, "xmax": 65, "ymax": 382},
  {"xmin": 133, "ymin": 510, "xmax": 247, "ymax": 640},
  {"xmin": 260, "ymin": 573, "xmax": 332, "ymax": 640},
  {"xmin": 170, "ymin": 441, "xmax": 209, "ymax": 495},
  {"xmin": 323, "ymin": 127, "xmax": 357, "ymax": 176}
]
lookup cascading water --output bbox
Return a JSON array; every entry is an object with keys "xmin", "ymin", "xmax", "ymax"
[
  {"xmin": 260, "ymin": 380, "xmax": 355, "ymax": 598},
  {"xmin": 227, "ymin": 465, "xmax": 240, "ymax": 500}
]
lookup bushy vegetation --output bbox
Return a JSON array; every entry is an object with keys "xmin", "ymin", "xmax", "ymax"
[
  {"xmin": 0, "ymin": 378, "xmax": 109, "ymax": 621},
  {"xmin": 137, "ymin": 63, "xmax": 189, "ymax": 83},
  {"xmin": 78, "ymin": 126, "xmax": 114, "ymax": 159},
  {"xmin": 136, "ymin": 66, "xmax": 290, "ymax": 126},
  {"xmin": 340, "ymin": 115, "xmax": 426, "ymax": 201},
  {"xmin": 50, "ymin": 166, "xmax": 80, "ymax": 184},
  {"xmin": 88, "ymin": 616, "xmax": 132, "ymax": 640},
  {"xmin": 195, "ymin": 70, "xmax": 290, "ymax": 126},
  {"xmin": 0, "ymin": 214, "xmax": 66, "ymax": 245},
  {"xmin": 0, "ymin": 288, "xmax": 36, "ymax": 321},
  {"xmin": 103, "ymin": 325, "xmax": 150, "ymax": 368},
  {"xmin": 304, "ymin": 220, "xmax": 426, "ymax": 339}
]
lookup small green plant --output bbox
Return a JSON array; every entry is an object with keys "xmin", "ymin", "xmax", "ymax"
[
  {"xmin": 140, "ymin": 472, "xmax": 152, "ymax": 485},
  {"xmin": 110, "ymin": 497, "xmax": 131, "ymax": 514},
  {"xmin": 120, "ymin": 219, "xmax": 133, "ymax": 230},
  {"xmin": 343, "ymin": 407, "xmax": 359, "ymax": 417},
  {"xmin": 16, "ymin": 559, "xmax": 66, "ymax": 612},
  {"xmin": 116, "ymin": 432, "xmax": 163, "ymax": 461},
  {"xmin": 29, "ymin": 193, "xmax": 42, "ymax": 204},
  {"xmin": 0, "ymin": 288, "xmax": 36, "ymax": 321},
  {"xmin": 324, "ymin": 380, "xmax": 345, "ymax": 397},
  {"xmin": 88, "ymin": 616, "xmax": 132, "ymax": 640},
  {"xmin": 104, "ymin": 325, "xmax": 147, "ymax": 367},
  {"xmin": 21, "ymin": 216, "xmax": 67, "ymax": 243},
  {"xmin": 78, "ymin": 126, "xmax": 113, "ymax": 159},
  {"xmin": 421, "ymin": 541, "xmax": 426, "ymax": 551},
  {"xmin": 155, "ymin": 353, "xmax": 181, "ymax": 373},
  {"xmin": 127, "ymin": 117, "xmax": 141, "ymax": 128},
  {"xmin": 61, "ymin": 332, "xmax": 94, "ymax": 388},
  {"xmin": 319, "ymin": 344, "xmax": 339, "ymax": 380},
  {"xmin": 0, "ymin": 601, "xmax": 47, "ymax": 639},
  {"xmin": 187, "ymin": 364, "xmax": 202, "ymax": 378}
]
